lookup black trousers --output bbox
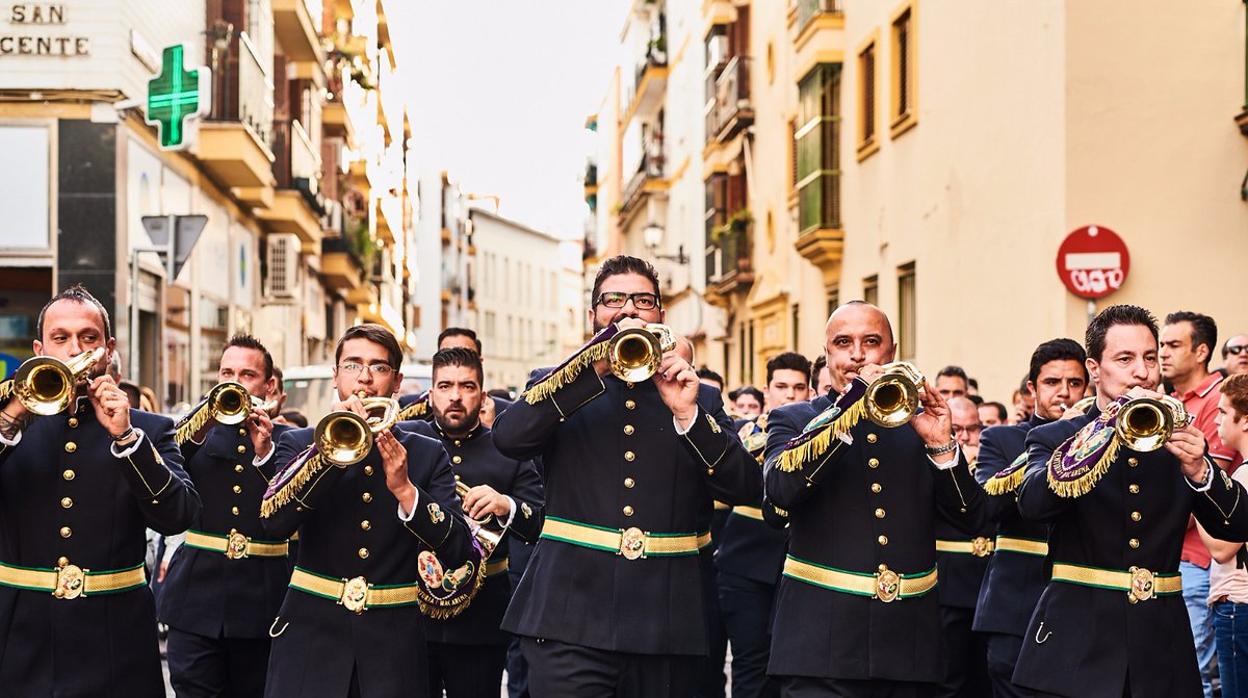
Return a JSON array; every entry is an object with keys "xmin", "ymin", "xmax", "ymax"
[
  {"xmin": 166, "ymin": 628, "xmax": 270, "ymax": 698},
  {"xmin": 718, "ymin": 571, "xmax": 780, "ymax": 698},
  {"xmin": 984, "ymin": 633, "xmax": 1029, "ymax": 698},
  {"xmin": 935, "ymin": 605, "xmax": 990, "ymax": 698},
  {"xmin": 780, "ymin": 677, "xmax": 937, "ymax": 698},
  {"xmin": 520, "ymin": 637, "xmax": 701, "ymax": 698},
  {"xmin": 696, "ymin": 560, "xmax": 728, "ymax": 698},
  {"xmin": 507, "ymin": 540, "xmax": 534, "ymax": 698},
  {"xmin": 428, "ymin": 641, "xmax": 507, "ymax": 698}
]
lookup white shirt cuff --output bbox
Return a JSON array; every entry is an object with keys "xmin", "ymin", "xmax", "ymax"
[
  {"xmin": 253, "ymin": 446, "xmax": 274, "ymax": 467},
  {"xmin": 110, "ymin": 429, "xmax": 147, "ymax": 458},
  {"xmin": 161, "ymin": 533, "xmax": 185, "ymax": 564},
  {"xmin": 397, "ymin": 489, "xmax": 421, "ymax": 521},
  {"xmin": 0, "ymin": 428, "xmax": 21, "ymax": 447},
  {"xmin": 673, "ymin": 406, "xmax": 701, "ymax": 435},
  {"xmin": 1185, "ymin": 458, "xmax": 1215, "ymax": 492},
  {"xmin": 929, "ymin": 444, "xmax": 962, "ymax": 471},
  {"xmin": 501, "ymin": 496, "xmax": 518, "ymax": 528}
]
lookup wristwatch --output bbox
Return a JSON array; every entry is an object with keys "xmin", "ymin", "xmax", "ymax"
[{"xmin": 924, "ymin": 440, "xmax": 958, "ymax": 457}]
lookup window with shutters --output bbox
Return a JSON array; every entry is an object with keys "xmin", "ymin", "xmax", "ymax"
[
  {"xmin": 862, "ymin": 275, "xmax": 878, "ymax": 306},
  {"xmin": 897, "ymin": 262, "xmax": 916, "ymax": 360},
  {"xmin": 797, "ymin": 64, "xmax": 842, "ymax": 235},
  {"xmin": 890, "ymin": 3, "xmax": 918, "ymax": 138},
  {"xmin": 857, "ymin": 32, "xmax": 879, "ymax": 160}
]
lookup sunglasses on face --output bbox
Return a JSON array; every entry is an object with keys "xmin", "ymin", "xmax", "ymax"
[{"xmin": 1227, "ymin": 345, "xmax": 1248, "ymax": 357}]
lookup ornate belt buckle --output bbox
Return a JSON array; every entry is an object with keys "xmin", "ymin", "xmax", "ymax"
[
  {"xmin": 225, "ymin": 529, "xmax": 250, "ymax": 560},
  {"xmin": 53, "ymin": 563, "xmax": 85, "ymax": 600},
  {"xmin": 619, "ymin": 527, "xmax": 646, "ymax": 561},
  {"xmin": 971, "ymin": 537, "xmax": 992, "ymax": 558},
  {"xmin": 874, "ymin": 565, "xmax": 901, "ymax": 603},
  {"xmin": 340, "ymin": 576, "xmax": 369, "ymax": 614},
  {"xmin": 1128, "ymin": 566, "xmax": 1155, "ymax": 604}
]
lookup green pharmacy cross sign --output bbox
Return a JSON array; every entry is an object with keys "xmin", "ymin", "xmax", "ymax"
[{"xmin": 145, "ymin": 44, "xmax": 211, "ymax": 151}]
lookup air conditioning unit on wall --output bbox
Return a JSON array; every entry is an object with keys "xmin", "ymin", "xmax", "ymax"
[{"xmin": 264, "ymin": 233, "xmax": 301, "ymax": 301}]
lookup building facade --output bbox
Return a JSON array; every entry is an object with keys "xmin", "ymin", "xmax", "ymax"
[
  {"xmin": 0, "ymin": 0, "xmax": 418, "ymax": 410},
  {"xmin": 586, "ymin": 0, "xmax": 1248, "ymax": 401}
]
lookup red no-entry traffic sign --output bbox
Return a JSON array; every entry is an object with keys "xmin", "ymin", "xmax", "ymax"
[{"xmin": 1056, "ymin": 225, "xmax": 1130, "ymax": 300}]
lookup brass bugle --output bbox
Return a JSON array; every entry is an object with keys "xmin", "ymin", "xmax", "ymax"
[
  {"xmin": 14, "ymin": 347, "xmax": 106, "ymax": 416},
  {"xmin": 314, "ymin": 396, "xmax": 400, "ymax": 466},
  {"xmin": 207, "ymin": 382, "xmax": 277, "ymax": 426},
  {"xmin": 609, "ymin": 323, "xmax": 676, "ymax": 383},
  {"xmin": 1115, "ymin": 394, "xmax": 1191, "ymax": 453},
  {"xmin": 453, "ymin": 480, "xmax": 503, "ymax": 558},
  {"xmin": 864, "ymin": 362, "xmax": 924, "ymax": 428},
  {"xmin": 456, "ymin": 480, "xmax": 495, "ymax": 527},
  {"xmin": 1057, "ymin": 396, "xmax": 1097, "ymax": 415}
]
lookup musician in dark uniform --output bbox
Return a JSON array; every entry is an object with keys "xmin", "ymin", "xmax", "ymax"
[
  {"xmin": 933, "ymin": 396, "xmax": 993, "ymax": 697},
  {"xmin": 492, "ymin": 255, "xmax": 761, "ymax": 698},
  {"xmin": 258, "ymin": 324, "xmax": 480, "ymax": 698},
  {"xmin": 717, "ymin": 351, "xmax": 811, "ymax": 698},
  {"xmin": 1014, "ymin": 305, "xmax": 1248, "ymax": 697},
  {"xmin": 973, "ymin": 338, "xmax": 1087, "ymax": 698},
  {"xmin": 404, "ymin": 347, "xmax": 545, "ymax": 698},
  {"xmin": 0, "ymin": 285, "xmax": 200, "ymax": 697},
  {"xmin": 159, "ymin": 334, "xmax": 295, "ymax": 698},
  {"xmin": 764, "ymin": 301, "xmax": 986, "ymax": 697}
]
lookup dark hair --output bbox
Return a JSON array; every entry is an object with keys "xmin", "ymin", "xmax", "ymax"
[
  {"xmin": 733, "ymin": 386, "xmax": 764, "ymax": 406},
  {"xmin": 335, "ymin": 324, "xmax": 403, "ymax": 369},
  {"xmin": 1223, "ymin": 373, "xmax": 1248, "ymax": 417},
  {"xmin": 968, "ymin": 377, "xmax": 979, "ymax": 390},
  {"xmin": 1086, "ymin": 304, "xmax": 1158, "ymax": 363},
  {"xmin": 272, "ymin": 365, "xmax": 284, "ymax": 389},
  {"xmin": 432, "ymin": 347, "xmax": 483, "ymax": 384},
  {"xmin": 766, "ymin": 352, "xmax": 812, "ymax": 385},
  {"xmin": 1165, "ymin": 311, "xmax": 1218, "ymax": 368},
  {"xmin": 224, "ymin": 334, "xmax": 274, "ymax": 380},
  {"xmin": 280, "ymin": 410, "xmax": 308, "ymax": 428},
  {"xmin": 696, "ymin": 366, "xmax": 725, "ymax": 389},
  {"xmin": 438, "ymin": 327, "xmax": 482, "ymax": 354},
  {"xmin": 36, "ymin": 283, "xmax": 112, "ymax": 339},
  {"xmin": 936, "ymin": 365, "xmax": 968, "ymax": 386},
  {"xmin": 811, "ymin": 354, "xmax": 827, "ymax": 385},
  {"xmin": 982, "ymin": 401, "xmax": 1008, "ymax": 422},
  {"xmin": 487, "ymin": 388, "xmax": 512, "ymax": 400},
  {"xmin": 590, "ymin": 255, "xmax": 661, "ymax": 306},
  {"xmin": 1027, "ymin": 338, "xmax": 1088, "ymax": 385},
  {"xmin": 968, "ymin": 394, "xmax": 984, "ymax": 405},
  {"xmin": 1018, "ymin": 375, "xmax": 1030, "ymax": 393}
]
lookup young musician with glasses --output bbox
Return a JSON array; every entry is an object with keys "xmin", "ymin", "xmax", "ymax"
[
  {"xmin": 492, "ymin": 255, "xmax": 759, "ymax": 698},
  {"xmin": 258, "ymin": 324, "xmax": 479, "ymax": 698}
]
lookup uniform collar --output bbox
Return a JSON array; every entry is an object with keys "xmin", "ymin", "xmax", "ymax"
[{"xmin": 435, "ymin": 418, "xmax": 483, "ymax": 442}]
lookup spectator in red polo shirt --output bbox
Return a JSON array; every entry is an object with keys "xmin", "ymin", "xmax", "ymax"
[{"xmin": 1162, "ymin": 310, "xmax": 1242, "ymax": 698}]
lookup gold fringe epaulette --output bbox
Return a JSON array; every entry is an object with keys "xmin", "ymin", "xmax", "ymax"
[
  {"xmin": 397, "ymin": 399, "xmax": 429, "ymax": 421},
  {"xmin": 983, "ymin": 456, "xmax": 1028, "ymax": 496},
  {"xmin": 416, "ymin": 556, "xmax": 488, "ymax": 620},
  {"xmin": 776, "ymin": 399, "xmax": 866, "ymax": 473},
  {"xmin": 260, "ymin": 446, "xmax": 327, "ymax": 518},
  {"xmin": 1046, "ymin": 433, "xmax": 1120, "ymax": 499},
  {"xmin": 0, "ymin": 380, "xmax": 12, "ymax": 405},
  {"xmin": 521, "ymin": 341, "xmax": 612, "ymax": 405},
  {"xmin": 173, "ymin": 402, "xmax": 214, "ymax": 445}
]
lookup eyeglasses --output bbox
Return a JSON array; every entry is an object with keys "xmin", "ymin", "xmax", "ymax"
[
  {"xmin": 595, "ymin": 292, "xmax": 660, "ymax": 310},
  {"xmin": 338, "ymin": 362, "xmax": 396, "ymax": 377},
  {"xmin": 952, "ymin": 424, "xmax": 982, "ymax": 437},
  {"xmin": 1227, "ymin": 345, "xmax": 1248, "ymax": 357}
]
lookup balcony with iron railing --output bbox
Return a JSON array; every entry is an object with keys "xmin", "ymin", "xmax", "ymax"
[
  {"xmin": 260, "ymin": 118, "xmax": 325, "ymax": 249},
  {"xmin": 795, "ymin": 0, "xmax": 843, "ymax": 34},
  {"xmin": 623, "ymin": 30, "xmax": 669, "ymax": 126},
  {"xmin": 584, "ymin": 159, "xmax": 599, "ymax": 209},
  {"xmin": 704, "ymin": 213, "xmax": 754, "ymax": 294},
  {"xmin": 199, "ymin": 31, "xmax": 276, "ymax": 199},
  {"xmin": 706, "ymin": 56, "xmax": 753, "ymax": 144},
  {"xmin": 619, "ymin": 136, "xmax": 667, "ymax": 220}
]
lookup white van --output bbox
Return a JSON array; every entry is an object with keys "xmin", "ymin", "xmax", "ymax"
[{"xmin": 282, "ymin": 362, "xmax": 433, "ymax": 423}]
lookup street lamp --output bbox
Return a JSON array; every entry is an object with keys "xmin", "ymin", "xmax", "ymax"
[{"xmin": 643, "ymin": 222, "xmax": 688, "ymax": 264}]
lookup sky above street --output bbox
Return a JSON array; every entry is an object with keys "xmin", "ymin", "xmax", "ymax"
[{"xmin": 389, "ymin": 1, "xmax": 627, "ymax": 242}]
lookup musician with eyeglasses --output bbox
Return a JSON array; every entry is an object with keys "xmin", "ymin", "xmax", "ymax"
[
  {"xmin": 0, "ymin": 285, "xmax": 199, "ymax": 697},
  {"xmin": 403, "ymin": 347, "xmax": 544, "ymax": 698},
  {"xmin": 973, "ymin": 338, "xmax": 1088, "ymax": 698},
  {"xmin": 492, "ymin": 255, "xmax": 759, "ymax": 698},
  {"xmin": 157, "ymin": 334, "xmax": 295, "ymax": 698},
  {"xmin": 258, "ymin": 324, "xmax": 479, "ymax": 698},
  {"xmin": 1014, "ymin": 305, "xmax": 1248, "ymax": 698},
  {"xmin": 762, "ymin": 301, "xmax": 984, "ymax": 698}
]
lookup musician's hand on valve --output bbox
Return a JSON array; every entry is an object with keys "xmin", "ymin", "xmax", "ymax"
[
  {"xmin": 912, "ymin": 380, "xmax": 956, "ymax": 463},
  {"xmin": 462, "ymin": 484, "xmax": 511, "ymax": 521},
  {"xmin": 655, "ymin": 354, "xmax": 699, "ymax": 429},
  {"xmin": 855, "ymin": 364, "xmax": 885, "ymax": 385},
  {"xmin": 90, "ymin": 375, "xmax": 133, "ymax": 440},
  {"xmin": 333, "ymin": 393, "xmax": 369, "ymax": 419},
  {"xmin": 248, "ymin": 408, "xmax": 274, "ymax": 460},
  {"xmin": 1166, "ymin": 424, "xmax": 1209, "ymax": 481},
  {"xmin": 376, "ymin": 429, "xmax": 415, "ymax": 513}
]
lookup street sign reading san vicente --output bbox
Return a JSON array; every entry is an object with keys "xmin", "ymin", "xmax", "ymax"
[{"xmin": 145, "ymin": 44, "xmax": 211, "ymax": 151}]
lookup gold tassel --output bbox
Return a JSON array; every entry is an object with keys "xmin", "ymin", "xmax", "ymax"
[
  {"xmin": 260, "ymin": 448, "xmax": 327, "ymax": 518},
  {"xmin": 983, "ymin": 465, "xmax": 1028, "ymax": 496},
  {"xmin": 0, "ymin": 380, "xmax": 12, "ymax": 405},
  {"xmin": 174, "ymin": 402, "xmax": 215, "ymax": 445},
  {"xmin": 1046, "ymin": 434, "xmax": 1121, "ymax": 498},
  {"xmin": 521, "ymin": 341, "xmax": 612, "ymax": 405},
  {"xmin": 775, "ymin": 400, "xmax": 866, "ymax": 473},
  {"xmin": 397, "ymin": 400, "xmax": 428, "ymax": 421}
]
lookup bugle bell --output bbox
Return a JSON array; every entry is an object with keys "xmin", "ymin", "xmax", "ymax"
[
  {"xmin": 207, "ymin": 382, "xmax": 276, "ymax": 426},
  {"xmin": 1115, "ymin": 395, "xmax": 1191, "ymax": 453},
  {"xmin": 314, "ymin": 396, "xmax": 400, "ymax": 466},
  {"xmin": 454, "ymin": 480, "xmax": 504, "ymax": 557},
  {"xmin": 13, "ymin": 347, "xmax": 106, "ymax": 416},
  {"xmin": 609, "ymin": 324, "xmax": 676, "ymax": 383},
  {"xmin": 863, "ymin": 362, "xmax": 924, "ymax": 428}
]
